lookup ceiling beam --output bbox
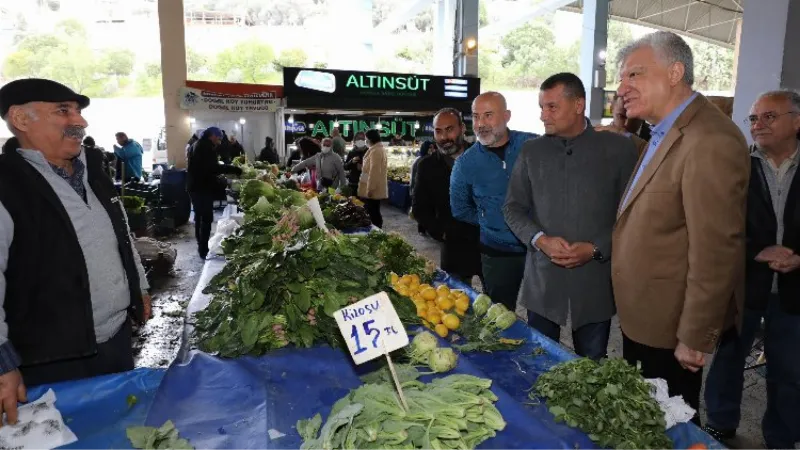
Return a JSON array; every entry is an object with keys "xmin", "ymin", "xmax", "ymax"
[
  {"xmin": 687, "ymin": 17, "xmax": 739, "ymax": 32},
  {"xmin": 637, "ymin": 1, "xmax": 694, "ymax": 21},
  {"xmin": 373, "ymin": 0, "xmax": 434, "ymax": 36},
  {"xmin": 478, "ymin": 0, "xmax": 576, "ymax": 39}
]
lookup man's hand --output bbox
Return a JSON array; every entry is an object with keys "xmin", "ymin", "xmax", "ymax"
[
  {"xmin": 142, "ymin": 293, "xmax": 152, "ymax": 322},
  {"xmin": 536, "ymin": 235, "xmax": 571, "ymax": 259},
  {"xmin": 352, "ymin": 156, "xmax": 361, "ymax": 163},
  {"xmin": 551, "ymin": 242, "xmax": 595, "ymax": 269},
  {"xmin": 755, "ymin": 245, "xmax": 794, "ymax": 263},
  {"xmin": 674, "ymin": 341, "xmax": 706, "ymax": 372},
  {"xmin": 594, "ymin": 124, "xmax": 626, "ymax": 135},
  {"xmin": 0, "ymin": 370, "xmax": 26, "ymax": 427},
  {"xmin": 769, "ymin": 254, "xmax": 800, "ymax": 274}
]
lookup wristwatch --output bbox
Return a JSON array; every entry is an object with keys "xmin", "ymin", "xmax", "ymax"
[{"xmin": 591, "ymin": 245, "xmax": 603, "ymax": 261}]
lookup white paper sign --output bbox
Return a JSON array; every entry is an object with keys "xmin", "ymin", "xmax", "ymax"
[
  {"xmin": 0, "ymin": 389, "xmax": 78, "ymax": 449},
  {"xmin": 333, "ymin": 292, "xmax": 409, "ymax": 365},
  {"xmin": 305, "ymin": 197, "xmax": 329, "ymax": 233}
]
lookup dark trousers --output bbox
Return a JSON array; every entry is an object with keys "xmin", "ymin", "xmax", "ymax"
[
  {"xmin": 448, "ymin": 272, "xmax": 485, "ymax": 290},
  {"xmin": 480, "ymin": 253, "xmax": 526, "ymax": 311},
  {"xmin": 21, "ymin": 319, "xmax": 134, "ymax": 387},
  {"xmin": 704, "ymin": 295, "xmax": 800, "ymax": 448},
  {"xmin": 622, "ymin": 334, "xmax": 703, "ymax": 425},
  {"xmin": 191, "ymin": 192, "xmax": 215, "ymax": 256},
  {"xmin": 362, "ymin": 199, "xmax": 383, "ymax": 228},
  {"xmin": 528, "ymin": 312, "xmax": 610, "ymax": 360}
]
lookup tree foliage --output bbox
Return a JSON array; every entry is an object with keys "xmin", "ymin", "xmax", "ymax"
[
  {"xmin": 214, "ymin": 41, "xmax": 276, "ymax": 83},
  {"xmin": 273, "ymin": 48, "xmax": 309, "ymax": 71},
  {"xmin": 101, "ymin": 48, "xmax": 136, "ymax": 77}
]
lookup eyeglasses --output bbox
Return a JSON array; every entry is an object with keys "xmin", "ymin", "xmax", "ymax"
[{"xmin": 745, "ymin": 111, "xmax": 797, "ymax": 126}]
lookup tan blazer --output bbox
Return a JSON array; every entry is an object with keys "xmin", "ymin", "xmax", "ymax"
[
  {"xmin": 357, "ymin": 143, "xmax": 388, "ymax": 200},
  {"xmin": 612, "ymin": 94, "xmax": 750, "ymax": 354}
]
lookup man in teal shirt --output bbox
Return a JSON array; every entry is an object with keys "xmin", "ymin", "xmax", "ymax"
[{"xmin": 113, "ymin": 132, "xmax": 144, "ymax": 181}]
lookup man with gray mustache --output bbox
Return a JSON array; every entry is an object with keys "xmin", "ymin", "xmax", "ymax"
[{"xmin": 0, "ymin": 79, "xmax": 150, "ymax": 423}]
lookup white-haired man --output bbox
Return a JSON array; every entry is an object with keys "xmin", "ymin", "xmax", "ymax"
[
  {"xmin": 704, "ymin": 90, "xmax": 800, "ymax": 448},
  {"xmin": 0, "ymin": 79, "xmax": 151, "ymax": 422},
  {"xmin": 612, "ymin": 31, "xmax": 750, "ymax": 420}
]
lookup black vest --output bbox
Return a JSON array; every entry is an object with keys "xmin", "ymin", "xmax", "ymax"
[
  {"xmin": 746, "ymin": 154, "xmax": 800, "ymax": 314},
  {"xmin": 0, "ymin": 141, "xmax": 143, "ymax": 367}
]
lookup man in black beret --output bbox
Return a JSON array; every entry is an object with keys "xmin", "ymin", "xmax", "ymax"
[{"xmin": 0, "ymin": 78, "xmax": 151, "ymax": 422}]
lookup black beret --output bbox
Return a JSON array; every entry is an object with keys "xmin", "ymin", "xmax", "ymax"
[{"xmin": 0, "ymin": 78, "xmax": 90, "ymax": 118}]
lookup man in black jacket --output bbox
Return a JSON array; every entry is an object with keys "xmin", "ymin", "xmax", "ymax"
[
  {"xmin": 344, "ymin": 131, "xmax": 369, "ymax": 194},
  {"xmin": 258, "ymin": 136, "xmax": 279, "ymax": 164},
  {"xmin": 187, "ymin": 127, "xmax": 242, "ymax": 259},
  {"xmin": 0, "ymin": 79, "xmax": 151, "ymax": 421},
  {"xmin": 412, "ymin": 108, "xmax": 482, "ymax": 285},
  {"xmin": 704, "ymin": 90, "xmax": 800, "ymax": 449}
]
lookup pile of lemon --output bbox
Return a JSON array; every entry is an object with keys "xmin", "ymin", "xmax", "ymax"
[{"xmin": 390, "ymin": 273, "xmax": 470, "ymax": 338}]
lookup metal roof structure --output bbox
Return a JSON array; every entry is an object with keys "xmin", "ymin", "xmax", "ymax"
[{"xmin": 563, "ymin": 0, "xmax": 743, "ymax": 48}]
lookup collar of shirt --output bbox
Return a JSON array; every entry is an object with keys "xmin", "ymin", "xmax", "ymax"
[
  {"xmin": 16, "ymin": 148, "xmax": 89, "ymax": 197},
  {"xmin": 752, "ymin": 142, "xmax": 800, "ymax": 169},
  {"xmin": 649, "ymin": 92, "xmax": 699, "ymax": 145}
]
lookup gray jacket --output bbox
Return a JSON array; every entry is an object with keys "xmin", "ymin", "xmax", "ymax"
[
  {"xmin": 503, "ymin": 125, "xmax": 638, "ymax": 328},
  {"xmin": 292, "ymin": 151, "xmax": 346, "ymax": 190}
]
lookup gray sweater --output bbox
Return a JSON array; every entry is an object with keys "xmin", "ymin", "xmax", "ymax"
[
  {"xmin": 503, "ymin": 125, "xmax": 638, "ymax": 328},
  {"xmin": 0, "ymin": 149, "xmax": 149, "ymax": 347},
  {"xmin": 292, "ymin": 151, "xmax": 347, "ymax": 190}
]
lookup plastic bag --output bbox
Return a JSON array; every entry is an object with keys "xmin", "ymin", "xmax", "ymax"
[{"xmin": 208, "ymin": 218, "xmax": 241, "ymax": 255}]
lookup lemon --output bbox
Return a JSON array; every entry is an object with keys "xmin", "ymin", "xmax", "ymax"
[
  {"xmin": 442, "ymin": 314, "xmax": 460, "ymax": 330},
  {"xmin": 454, "ymin": 296, "xmax": 470, "ymax": 312},
  {"xmin": 421, "ymin": 288, "xmax": 438, "ymax": 302},
  {"xmin": 427, "ymin": 312, "xmax": 442, "ymax": 325},
  {"xmin": 409, "ymin": 274, "xmax": 421, "ymax": 285},
  {"xmin": 416, "ymin": 305, "xmax": 428, "ymax": 317},
  {"xmin": 395, "ymin": 285, "xmax": 410, "ymax": 297},
  {"xmin": 390, "ymin": 272, "xmax": 399, "ymax": 285},
  {"xmin": 434, "ymin": 323, "xmax": 449, "ymax": 338},
  {"xmin": 436, "ymin": 285, "xmax": 450, "ymax": 297},
  {"xmin": 418, "ymin": 283, "xmax": 432, "ymax": 292},
  {"xmin": 437, "ymin": 297, "xmax": 454, "ymax": 311},
  {"xmin": 399, "ymin": 275, "xmax": 412, "ymax": 286},
  {"xmin": 426, "ymin": 300, "xmax": 437, "ymax": 310}
]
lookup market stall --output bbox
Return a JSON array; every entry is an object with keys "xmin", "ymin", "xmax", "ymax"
[
  {"xmin": 180, "ymin": 81, "xmax": 286, "ymax": 162},
  {"xmin": 281, "ymin": 67, "xmax": 479, "ymax": 206},
  {"xmin": 151, "ymin": 167, "xmax": 722, "ymax": 450}
]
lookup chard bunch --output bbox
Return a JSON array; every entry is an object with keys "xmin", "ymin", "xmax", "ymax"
[{"xmin": 270, "ymin": 211, "xmax": 300, "ymax": 247}]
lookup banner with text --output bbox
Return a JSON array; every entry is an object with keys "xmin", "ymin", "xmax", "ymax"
[{"xmin": 179, "ymin": 87, "xmax": 281, "ymax": 113}]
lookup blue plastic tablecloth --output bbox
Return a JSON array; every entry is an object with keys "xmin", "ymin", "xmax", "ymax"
[
  {"xmin": 155, "ymin": 259, "xmax": 721, "ymax": 449},
  {"xmin": 26, "ymin": 368, "xmax": 165, "ymax": 449}
]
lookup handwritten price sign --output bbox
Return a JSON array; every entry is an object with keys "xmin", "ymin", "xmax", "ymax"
[{"xmin": 333, "ymin": 292, "xmax": 409, "ymax": 365}]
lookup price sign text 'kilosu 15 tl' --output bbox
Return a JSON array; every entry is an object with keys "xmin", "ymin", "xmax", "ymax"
[{"xmin": 333, "ymin": 292, "xmax": 409, "ymax": 365}]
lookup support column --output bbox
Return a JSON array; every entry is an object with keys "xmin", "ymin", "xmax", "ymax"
[
  {"xmin": 732, "ymin": 0, "xmax": 800, "ymax": 142},
  {"xmin": 432, "ymin": 0, "xmax": 456, "ymax": 76},
  {"xmin": 578, "ymin": 0, "xmax": 609, "ymax": 124},
  {"xmin": 454, "ymin": 0, "xmax": 478, "ymax": 78},
  {"xmin": 158, "ymin": 0, "xmax": 190, "ymax": 168},
  {"xmin": 730, "ymin": 19, "xmax": 742, "ymax": 91},
  {"xmin": 333, "ymin": 0, "xmax": 373, "ymax": 70}
]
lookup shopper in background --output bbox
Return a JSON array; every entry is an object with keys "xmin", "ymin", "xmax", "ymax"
[
  {"xmin": 344, "ymin": 131, "xmax": 369, "ymax": 195},
  {"xmin": 83, "ymin": 136, "xmax": 113, "ymax": 176},
  {"xmin": 409, "ymin": 140, "xmax": 434, "ymax": 235},
  {"xmin": 703, "ymin": 90, "xmax": 800, "ymax": 448},
  {"xmin": 113, "ymin": 132, "xmax": 144, "ymax": 181},
  {"xmin": 390, "ymin": 133, "xmax": 404, "ymax": 146},
  {"xmin": 612, "ymin": 31, "xmax": 750, "ymax": 419},
  {"xmin": 0, "ymin": 78, "xmax": 150, "ymax": 407},
  {"xmin": 331, "ymin": 127, "xmax": 347, "ymax": 158},
  {"xmin": 187, "ymin": 127, "xmax": 242, "ymax": 259},
  {"xmin": 413, "ymin": 108, "xmax": 482, "ymax": 286},
  {"xmin": 450, "ymin": 91, "xmax": 538, "ymax": 311},
  {"xmin": 358, "ymin": 129, "xmax": 388, "ymax": 228},
  {"xmin": 217, "ymin": 130, "xmax": 232, "ymax": 164},
  {"xmin": 504, "ymin": 73, "xmax": 638, "ymax": 360},
  {"xmin": 258, "ymin": 136, "xmax": 280, "ymax": 164},
  {"xmin": 291, "ymin": 137, "xmax": 346, "ymax": 191},
  {"xmin": 228, "ymin": 135, "xmax": 245, "ymax": 161}
]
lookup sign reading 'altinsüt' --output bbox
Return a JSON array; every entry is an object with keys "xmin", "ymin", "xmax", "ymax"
[{"xmin": 345, "ymin": 74, "xmax": 431, "ymax": 92}]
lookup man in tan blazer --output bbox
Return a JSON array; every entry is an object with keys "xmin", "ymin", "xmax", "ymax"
[{"xmin": 612, "ymin": 31, "xmax": 750, "ymax": 417}]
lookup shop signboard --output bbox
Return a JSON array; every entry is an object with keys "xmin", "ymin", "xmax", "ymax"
[
  {"xmin": 180, "ymin": 81, "xmax": 283, "ymax": 113},
  {"xmin": 282, "ymin": 67, "xmax": 480, "ymax": 111},
  {"xmin": 285, "ymin": 114, "xmax": 431, "ymax": 140}
]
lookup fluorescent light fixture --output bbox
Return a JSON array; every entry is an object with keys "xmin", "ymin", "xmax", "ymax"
[
  {"xmin": 239, "ymin": 117, "xmax": 246, "ymax": 124},
  {"xmin": 288, "ymin": 115, "xmax": 295, "ymax": 124}
]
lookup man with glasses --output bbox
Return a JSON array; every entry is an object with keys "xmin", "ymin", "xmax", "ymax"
[{"xmin": 704, "ymin": 90, "xmax": 800, "ymax": 449}]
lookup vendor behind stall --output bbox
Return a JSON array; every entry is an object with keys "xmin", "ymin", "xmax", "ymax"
[
  {"xmin": 0, "ymin": 79, "xmax": 152, "ymax": 419},
  {"xmin": 291, "ymin": 137, "xmax": 346, "ymax": 191},
  {"xmin": 344, "ymin": 131, "xmax": 368, "ymax": 194}
]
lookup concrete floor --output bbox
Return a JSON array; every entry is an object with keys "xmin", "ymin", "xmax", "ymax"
[
  {"xmin": 139, "ymin": 202, "xmax": 768, "ymax": 449},
  {"xmin": 380, "ymin": 202, "xmax": 768, "ymax": 449}
]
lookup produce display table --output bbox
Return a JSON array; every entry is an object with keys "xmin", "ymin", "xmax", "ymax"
[
  {"xmin": 24, "ymin": 368, "xmax": 164, "ymax": 449},
  {"xmin": 388, "ymin": 180, "xmax": 412, "ymax": 211},
  {"xmin": 158, "ymin": 257, "xmax": 722, "ymax": 450}
]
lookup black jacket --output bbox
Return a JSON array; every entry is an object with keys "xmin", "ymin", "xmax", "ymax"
[
  {"xmin": 412, "ymin": 151, "xmax": 481, "ymax": 277},
  {"xmin": 0, "ymin": 140, "xmax": 144, "ymax": 369},
  {"xmin": 344, "ymin": 147, "xmax": 368, "ymax": 186},
  {"xmin": 229, "ymin": 142, "xmax": 245, "ymax": 160},
  {"xmin": 187, "ymin": 138, "xmax": 241, "ymax": 194},
  {"xmin": 746, "ymin": 154, "xmax": 800, "ymax": 314},
  {"xmin": 258, "ymin": 146, "xmax": 279, "ymax": 165}
]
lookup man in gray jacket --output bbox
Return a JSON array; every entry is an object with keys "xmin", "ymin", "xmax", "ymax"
[{"xmin": 503, "ymin": 73, "xmax": 638, "ymax": 359}]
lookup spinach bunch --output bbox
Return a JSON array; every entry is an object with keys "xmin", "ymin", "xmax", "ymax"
[
  {"xmin": 127, "ymin": 421, "xmax": 192, "ymax": 449},
  {"xmin": 532, "ymin": 358, "xmax": 672, "ymax": 449}
]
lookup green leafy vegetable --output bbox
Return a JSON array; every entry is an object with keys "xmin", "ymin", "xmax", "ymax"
[
  {"xmin": 127, "ymin": 420, "xmax": 193, "ymax": 449},
  {"xmin": 532, "ymin": 358, "xmax": 672, "ymax": 449}
]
